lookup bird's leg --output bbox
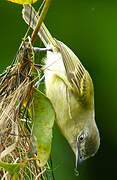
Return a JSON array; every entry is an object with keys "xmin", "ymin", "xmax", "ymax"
[
  {"xmin": 34, "ymin": 75, "xmax": 45, "ymax": 88},
  {"xmin": 33, "ymin": 47, "xmax": 52, "ymax": 52},
  {"xmin": 27, "ymin": 36, "xmax": 53, "ymax": 52}
]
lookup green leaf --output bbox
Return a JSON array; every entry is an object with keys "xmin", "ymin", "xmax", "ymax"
[
  {"xmin": 0, "ymin": 160, "xmax": 27, "ymax": 179},
  {"xmin": 8, "ymin": 0, "xmax": 38, "ymax": 4},
  {"xmin": 32, "ymin": 88, "xmax": 55, "ymax": 167}
]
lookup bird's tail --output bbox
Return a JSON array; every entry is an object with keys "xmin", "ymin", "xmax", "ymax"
[{"xmin": 22, "ymin": 4, "xmax": 57, "ymax": 48}]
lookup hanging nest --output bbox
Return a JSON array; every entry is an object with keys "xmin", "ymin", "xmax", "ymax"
[{"xmin": 0, "ymin": 39, "xmax": 47, "ymax": 179}]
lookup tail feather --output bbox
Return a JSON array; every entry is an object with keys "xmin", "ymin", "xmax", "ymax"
[{"xmin": 22, "ymin": 4, "xmax": 54, "ymax": 48}]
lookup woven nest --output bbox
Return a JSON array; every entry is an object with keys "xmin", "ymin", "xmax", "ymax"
[{"xmin": 0, "ymin": 39, "xmax": 48, "ymax": 179}]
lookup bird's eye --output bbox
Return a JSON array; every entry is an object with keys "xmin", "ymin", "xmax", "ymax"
[{"xmin": 78, "ymin": 133, "xmax": 86, "ymax": 143}]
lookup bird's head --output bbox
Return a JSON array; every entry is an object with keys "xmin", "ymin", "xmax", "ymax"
[{"xmin": 74, "ymin": 124, "xmax": 100, "ymax": 168}]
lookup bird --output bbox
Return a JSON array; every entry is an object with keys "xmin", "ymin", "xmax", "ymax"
[{"xmin": 22, "ymin": 4, "xmax": 100, "ymax": 167}]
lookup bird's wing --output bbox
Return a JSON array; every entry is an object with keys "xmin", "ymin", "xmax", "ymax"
[{"xmin": 56, "ymin": 40, "xmax": 94, "ymax": 105}]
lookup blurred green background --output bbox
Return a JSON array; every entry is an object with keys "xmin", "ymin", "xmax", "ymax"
[{"xmin": 0, "ymin": 0, "xmax": 117, "ymax": 179}]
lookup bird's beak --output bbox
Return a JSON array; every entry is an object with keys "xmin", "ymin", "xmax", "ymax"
[{"xmin": 76, "ymin": 144, "xmax": 83, "ymax": 168}]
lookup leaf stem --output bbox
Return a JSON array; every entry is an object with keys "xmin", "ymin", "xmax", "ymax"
[{"xmin": 31, "ymin": 0, "xmax": 52, "ymax": 45}]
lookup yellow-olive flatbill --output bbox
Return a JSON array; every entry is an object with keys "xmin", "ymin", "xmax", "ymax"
[{"xmin": 22, "ymin": 5, "xmax": 100, "ymax": 167}]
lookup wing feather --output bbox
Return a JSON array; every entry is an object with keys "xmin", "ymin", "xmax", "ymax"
[{"xmin": 56, "ymin": 40, "xmax": 94, "ymax": 105}]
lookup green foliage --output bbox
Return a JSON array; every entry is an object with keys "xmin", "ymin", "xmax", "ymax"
[
  {"xmin": 32, "ymin": 88, "xmax": 55, "ymax": 167},
  {"xmin": 0, "ymin": 160, "xmax": 27, "ymax": 179}
]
